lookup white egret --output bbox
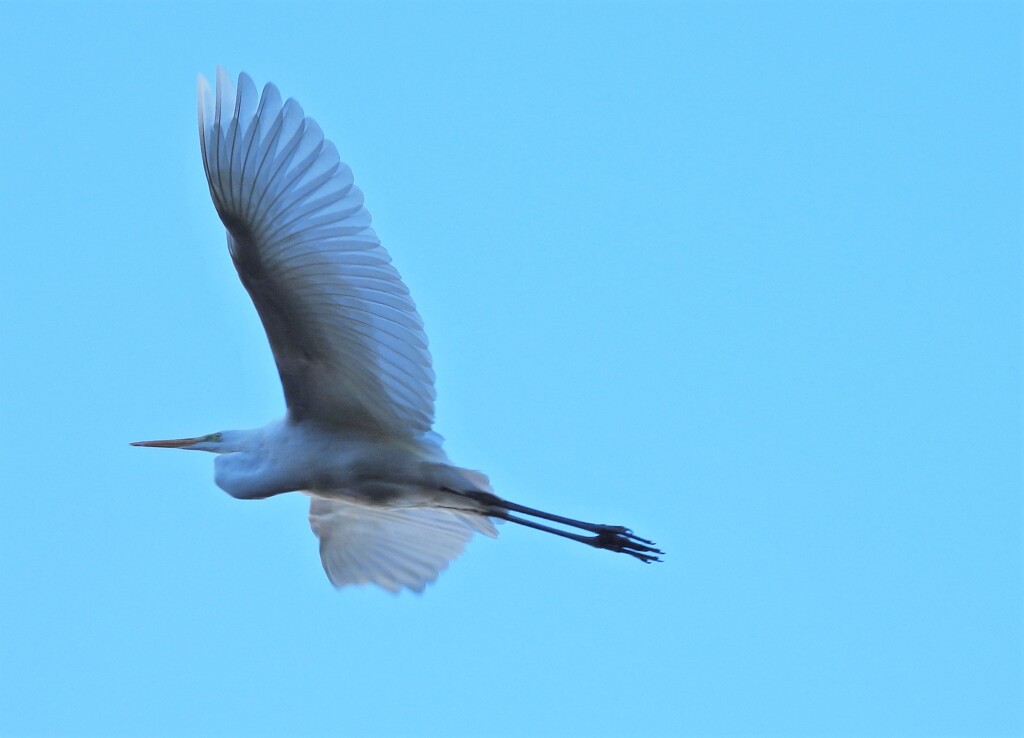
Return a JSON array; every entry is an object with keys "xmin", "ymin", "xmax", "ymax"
[{"xmin": 134, "ymin": 69, "xmax": 662, "ymax": 593}]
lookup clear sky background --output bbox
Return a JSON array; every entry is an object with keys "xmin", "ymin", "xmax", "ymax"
[{"xmin": 0, "ymin": 2, "xmax": 1020, "ymax": 737}]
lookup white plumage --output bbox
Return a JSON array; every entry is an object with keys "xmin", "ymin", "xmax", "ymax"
[
  {"xmin": 198, "ymin": 68, "xmax": 434, "ymax": 435},
  {"xmin": 134, "ymin": 69, "xmax": 661, "ymax": 594},
  {"xmin": 310, "ymin": 498, "xmax": 496, "ymax": 593}
]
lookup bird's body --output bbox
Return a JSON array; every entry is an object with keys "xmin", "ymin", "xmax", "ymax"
[
  {"xmin": 134, "ymin": 69, "xmax": 660, "ymax": 593},
  {"xmin": 207, "ymin": 419, "xmax": 487, "ymax": 512}
]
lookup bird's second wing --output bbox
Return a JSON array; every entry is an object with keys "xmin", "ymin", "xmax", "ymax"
[
  {"xmin": 308, "ymin": 497, "xmax": 497, "ymax": 593},
  {"xmin": 198, "ymin": 69, "xmax": 434, "ymax": 434}
]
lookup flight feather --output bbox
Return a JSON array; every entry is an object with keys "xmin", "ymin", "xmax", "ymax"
[{"xmin": 197, "ymin": 69, "xmax": 435, "ymax": 434}]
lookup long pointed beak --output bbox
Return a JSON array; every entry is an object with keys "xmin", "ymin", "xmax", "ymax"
[{"xmin": 131, "ymin": 436, "xmax": 205, "ymax": 448}]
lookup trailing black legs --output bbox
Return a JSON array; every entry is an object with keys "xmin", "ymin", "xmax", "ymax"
[{"xmin": 459, "ymin": 491, "xmax": 664, "ymax": 563}]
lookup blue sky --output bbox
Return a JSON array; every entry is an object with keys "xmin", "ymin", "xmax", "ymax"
[{"xmin": 0, "ymin": 2, "xmax": 1020, "ymax": 736}]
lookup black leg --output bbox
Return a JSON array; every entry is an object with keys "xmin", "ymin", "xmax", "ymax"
[{"xmin": 457, "ymin": 490, "xmax": 664, "ymax": 563}]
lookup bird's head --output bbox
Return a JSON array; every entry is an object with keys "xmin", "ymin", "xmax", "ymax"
[{"xmin": 134, "ymin": 427, "xmax": 275, "ymax": 500}]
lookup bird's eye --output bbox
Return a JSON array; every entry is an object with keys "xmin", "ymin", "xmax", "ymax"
[{"xmin": 205, "ymin": 433, "xmax": 222, "ymax": 442}]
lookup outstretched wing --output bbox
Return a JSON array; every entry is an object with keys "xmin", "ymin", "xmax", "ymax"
[
  {"xmin": 198, "ymin": 69, "xmax": 434, "ymax": 434},
  {"xmin": 308, "ymin": 497, "xmax": 497, "ymax": 593}
]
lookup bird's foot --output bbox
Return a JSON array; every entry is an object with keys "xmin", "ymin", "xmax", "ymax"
[{"xmin": 589, "ymin": 525, "xmax": 664, "ymax": 563}]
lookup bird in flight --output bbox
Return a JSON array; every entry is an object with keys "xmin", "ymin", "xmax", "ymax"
[{"xmin": 134, "ymin": 69, "xmax": 662, "ymax": 593}]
